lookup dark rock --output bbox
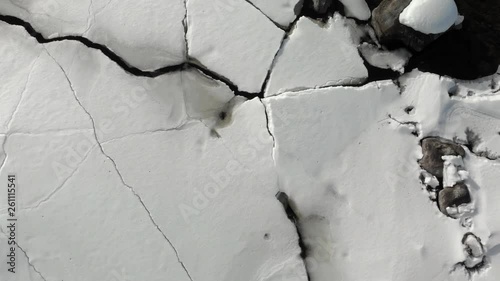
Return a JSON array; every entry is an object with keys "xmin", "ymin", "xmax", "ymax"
[
  {"xmin": 365, "ymin": 0, "xmax": 383, "ymax": 11},
  {"xmin": 456, "ymin": 0, "xmax": 500, "ymax": 66},
  {"xmin": 419, "ymin": 137, "xmax": 466, "ymax": 178},
  {"xmin": 438, "ymin": 183, "xmax": 471, "ymax": 216},
  {"xmin": 371, "ymin": 0, "xmax": 441, "ymax": 51},
  {"xmin": 310, "ymin": 0, "xmax": 334, "ymax": 15},
  {"xmin": 406, "ymin": 0, "xmax": 500, "ymax": 79}
]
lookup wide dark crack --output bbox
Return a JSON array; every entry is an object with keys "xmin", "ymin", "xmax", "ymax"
[
  {"xmin": 276, "ymin": 191, "xmax": 311, "ymax": 281},
  {"xmin": 0, "ymin": 14, "xmax": 254, "ymax": 99}
]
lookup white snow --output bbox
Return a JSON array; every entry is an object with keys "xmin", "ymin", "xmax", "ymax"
[
  {"xmin": 264, "ymin": 81, "xmax": 468, "ymax": 281},
  {"xmin": 1, "ymin": 2, "xmax": 500, "ymax": 281},
  {"xmin": 265, "ymin": 14, "xmax": 367, "ymax": 97},
  {"xmin": 359, "ymin": 43, "xmax": 412, "ymax": 73},
  {"xmin": 247, "ymin": 0, "xmax": 302, "ymax": 27},
  {"xmin": 0, "ymin": 0, "xmax": 186, "ymax": 70},
  {"xmin": 442, "ymin": 155, "xmax": 468, "ymax": 187},
  {"xmin": 187, "ymin": 0, "xmax": 284, "ymax": 93},
  {"xmin": 339, "ymin": 0, "xmax": 371, "ymax": 21},
  {"xmin": 0, "ymin": 21, "xmax": 307, "ymax": 281},
  {"xmin": 399, "ymin": 0, "xmax": 459, "ymax": 34}
]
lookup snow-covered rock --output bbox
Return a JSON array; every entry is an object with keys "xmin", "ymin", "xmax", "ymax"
[
  {"xmin": 371, "ymin": 0, "xmax": 440, "ymax": 51},
  {"xmin": 187, "ymin": 0, "xmax": 284, "ymax": 93},
  {"xmin": 400, "ymin": 0, "xmax": 459, "ymax": 34},
  {"xmin": 339, "ymin": 0, "xmax": 371, "ymax": 21},
  {"xmin": 265, "ymin": 14, "xmax": 367, "ymax": 97}
]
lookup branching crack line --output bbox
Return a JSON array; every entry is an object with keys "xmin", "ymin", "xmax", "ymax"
[
  {"xmin": 43, "ymin": 48, "xmax": 195, "ymax": 281},
  {"xmin": 0, "ymin": 14, "xmax": 255, "ymax": 98}
]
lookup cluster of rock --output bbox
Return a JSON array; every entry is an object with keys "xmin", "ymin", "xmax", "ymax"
[
  {"xmin": 419, "ymin": 137, "xmax": 488, "ymax": 272},
  {"xmin": 306, "ymin": 0, "xmax": 500, "ymax": 79},
  {"xmin": 419, "ymin": 137, "xmax": 471, "ymax": 217}
]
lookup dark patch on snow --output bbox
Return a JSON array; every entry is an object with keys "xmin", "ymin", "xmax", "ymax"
[
  {"xmin": 404, "ymin": 106, "xmax": 414, "ymax": 114},
  {"xmin": 406, "ymin": 29, "xmax": 499, "ymax": 80},
  {"xmin": 454, "ymin": 128, "xmax": 500, "ymax": 160},
  {"xmin": 362, "ymin": 61, "xmax": 400, "ymax": 82},
  {"xmin": 301, "ymin": 0, "xmax": 344, "ymax": 21},
  {"xmin": 275, "ymin": 192, "xmax": 311, "ymax": 280}
]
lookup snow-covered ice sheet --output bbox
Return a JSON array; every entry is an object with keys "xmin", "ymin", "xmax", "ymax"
[
  {"xmin": 265, "ymin": 14, "xmax": 367, "ymax": 97},
  {"xmin": 399, "ymin": 0, "xmax": 459, "ymax": 34},
  {"xmin": 0, "ymin": 0, "xmax": 186, "ymax": 70},
  {"xmin": 0, "ymin": 22, "xmax": 307, "ymax": 281},
  {"xmin": 264, "ymin": 81, "xmax": 469, "ymax": 281},
  {"xmin": 1, "ymin": 1, "xmax": 500, "ymax": 280},
  {"xmin": 187, "ymin": 0, "xmax": 284, "ymax": 93}
]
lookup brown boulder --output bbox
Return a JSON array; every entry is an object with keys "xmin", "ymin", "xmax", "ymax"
[
  {"xmin": 438, "ymin": 183, "xmax": 471, "ymax": 216},
  {"xmin": 419, "ymin": 137, "xmax": 465, "ymax": 178},
  {"xmin": 371, "ymin": 0, "xmax": 440, "ymax": 51}
]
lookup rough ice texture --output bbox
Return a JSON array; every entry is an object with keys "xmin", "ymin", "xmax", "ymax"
[
  {"xmin": 187, "ymin": 0, "xmax": 284, "ymax": 93},
  {"xmin": 0, "ymin": 0, "xmax": 186, "ymax": 70},
  {"xmin": 399, "ymin": 0, "xmax": 459, "ymax": 34},
  {"xmin": 265, "ymin": 14, "xmax": 368, "ymax": 97},
  {"xmin": 339, "ymin": 0, "xmax": 371, "ymax": 21}
]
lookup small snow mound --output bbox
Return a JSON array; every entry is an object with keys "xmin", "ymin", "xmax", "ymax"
[
  {"xmin": 340, "ymin": 0, "xmax": 371, "ymax": 21},
  {"xmin": 399, "ymin": 0, "xmax": 459, "ymax": 34}
]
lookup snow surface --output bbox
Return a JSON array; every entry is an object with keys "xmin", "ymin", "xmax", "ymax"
[
  {"xmin": 247, "ymin": 0, "xmax": 302, "ymax": 27},
  {"xmin": 0, "ymin": 22, "xmax": 306, "ymax": 281},
  {"xmin": 265, "ymin": 14, "xmax": 368, "ymax": 97},
  {"xmin": 1, "ymin": 2, "xmax": 500, "ymax": 281},
  {"xmin": 187, "ymin": 0, "xmax": 284, "ymax": 93},
  {"xmin": 399, "ymin": 0, "xmax": 459, "ymax": 34},
  {"xmin": 0, "ymin": 0, "xmax": 186, "ymax": 70}
]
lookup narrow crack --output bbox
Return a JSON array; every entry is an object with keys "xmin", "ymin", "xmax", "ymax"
[
  {"xmin": 0, "ymin": 228, "xmax": 49, "ymax": 281},
  {"xmin": 261, "ymin": 100, "xmax": 311, "ymax": 281},
  {"xmin": 17, "ymin": 244, "xmax": 49, "ymax": 281},
  {"xmin": 242, "ymin": 0, "xmax": 285, "ymax": 30},
  {"xmin": 23, "ymin": 143, "xmax": 98, "ymax": 212},
  {"xmin": 182, "ymin": 0, "xmax": 190, "ymax": 60},
  {"xmin": 6, "ymin": 53, "xmax": 40, "ymax": 130},
  {"xmin": 0, "ymin": 136, "xmax": 7, "ymax": 174},
  {"xmin": 44, "ymin": 49, "xmax": 195, "ymax": 281},
  {"xmin": 260, "ymin": 99, "xmax": 276, "ymax": 150},
  {"xmin": 258, "ymin": 14, "xmax": 301, "ymax": 97}
]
